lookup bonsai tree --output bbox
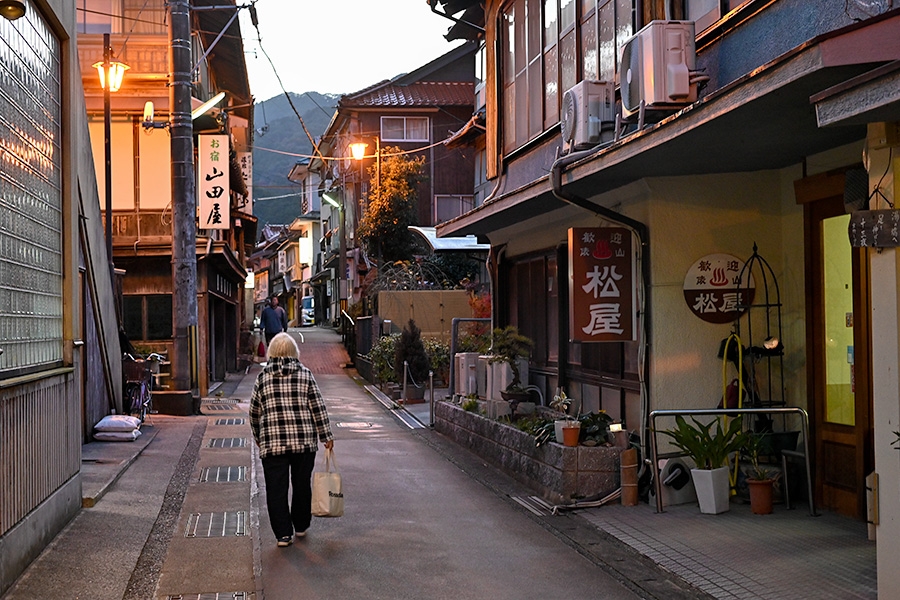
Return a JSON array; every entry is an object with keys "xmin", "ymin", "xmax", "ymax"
[
  {"xmin": 394, "ymin": 319, "xmax": 430, "ymax": 386},
  {"xmin": 487, "ymin": 325, "xmax": 534, "ymax": 392}
]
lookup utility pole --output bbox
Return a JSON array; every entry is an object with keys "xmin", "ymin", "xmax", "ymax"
[{"xmin": 169, "ymin": 0, "xmax": 197, "ymax": 393}]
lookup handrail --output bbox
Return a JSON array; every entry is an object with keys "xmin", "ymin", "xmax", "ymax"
[
  {"xmin": 341, "ymin": 310, "xmax": 355, "ymax": 326},
  {"xmin": 649, "ymin": 407, "xmax": 816, "ymax": 516}
]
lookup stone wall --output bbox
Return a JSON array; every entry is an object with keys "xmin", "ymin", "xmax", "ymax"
[{"xmin": 435, "ymin": 401, "xmax": 623, "ymax": 505}]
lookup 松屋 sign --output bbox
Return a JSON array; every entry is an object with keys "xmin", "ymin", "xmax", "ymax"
[
  {"xmin": 568, "ymin": 227, "xmax": 636, "ymax": 342},
  {"xmin": 198, "ymin": 134, "xmax": 230, "ymax": 229},
  {"xmin": 682, "ymin": 254, "xmax": 754, "ymax": 324}
]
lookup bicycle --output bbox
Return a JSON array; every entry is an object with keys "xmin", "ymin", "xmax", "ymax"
[{"xmin": 123, "ymin": 352, "xmax": 165, "ymax": 423}]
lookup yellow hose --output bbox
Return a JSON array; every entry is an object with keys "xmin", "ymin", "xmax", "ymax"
[{"xmin": 721, "ymin": 333, "xmax": 743, "ymax": 492}]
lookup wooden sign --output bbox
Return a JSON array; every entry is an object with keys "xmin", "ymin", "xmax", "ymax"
[{"xmin": 568, "ymin": 227, "xmax": 636, "ymax": 342}]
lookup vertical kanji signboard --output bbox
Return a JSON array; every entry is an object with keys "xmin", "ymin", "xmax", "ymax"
[
  {"xmin": 198, "ymin": 134, "xmax": 230, "ymax": 229},
  {"xmin": 568, "ymin": 227, "xmax": 636, "ymax": 342}
]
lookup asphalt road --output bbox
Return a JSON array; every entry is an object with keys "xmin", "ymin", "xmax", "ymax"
[{"xmin": 255, "ymin": 371, "xmax": 642, "ymax": 600}]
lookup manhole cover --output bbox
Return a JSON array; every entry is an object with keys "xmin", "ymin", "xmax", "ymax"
[
  {"xmin": 184, "ymin": 511, "xmax": 248, "ymax": 537},
  {"xmin": 214, "ymin": 418, "xmax": 246, "ymax": 425},
  {"xmin": 207, "ymin": 437, "xmax": 248, "ymax": 448},
  {"xmin": 199, "ymin": 466, "xmax": 247, "ymax": 482}
]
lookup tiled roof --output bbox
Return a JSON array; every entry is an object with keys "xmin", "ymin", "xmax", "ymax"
[{"xmin": 341, "ymin": 81, "xmax": 474, "ymax": 108}]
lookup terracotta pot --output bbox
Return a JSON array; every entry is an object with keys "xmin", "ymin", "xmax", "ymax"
[
  {"xmin": 747, "ymin": 479, "xmax": 775, "ymax": 515},
  {"xmin": 562, "ymin": 425, "xmax": 580, "ymax": 447}
]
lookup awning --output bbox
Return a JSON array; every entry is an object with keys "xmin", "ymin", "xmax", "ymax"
[
  {"xmin": 409, "ymin": 226, "xmax": 489, "ymax": 252},
  {"xmin": 444, "ymin": 111, "xmax": 486, "ymax": 149},
  {"xmin": 438, "ymin": 11, "xmax": 900, "ymax": 237}
]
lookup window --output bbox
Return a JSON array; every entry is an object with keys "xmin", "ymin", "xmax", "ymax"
[
  {"xmin": 0, "ymin": 9, "xmax": 63, "ymax": 373},
  {"xmin": 502, "ymin": 0, "xmax": 634, "ymax": 152},
  {"xmin": 381, "ymin": 117, "xmax": 430, "ymax": 142},
  {"xmin": 434, "ymin": 195, "xmax": 476, "ymax": 223},
  {"xmin": 77, "ymin": 0, "xmax": 167, "ymax": 34},
  {"xmin": 123, "ymin": 294, "xmax": 173, "ymax": 341}
]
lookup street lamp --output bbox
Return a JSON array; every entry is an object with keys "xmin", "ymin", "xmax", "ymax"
[
  {"xmin": 349, "ymin": 135, "xmax": 381, "ymax": 201},
  {"xmin": 94, "ymin": 33, "xmax": 129, "ymax": 284},
  {"xmin": 0, "ymin": 0, "xmax": 26, "ymax": 20}
]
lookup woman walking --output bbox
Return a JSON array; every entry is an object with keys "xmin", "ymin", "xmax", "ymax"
[{"xmin": 250, "ymin": 332, "xmax": 334, "ymax": 547}]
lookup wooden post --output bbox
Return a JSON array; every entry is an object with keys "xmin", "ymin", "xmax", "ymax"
[{"xmin": 620, "ymin": 447, "xmax": 639, "ymax": 506}]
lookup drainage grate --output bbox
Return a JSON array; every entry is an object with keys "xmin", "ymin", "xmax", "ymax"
[
  {"xmin": 166, "ymin": 592, "xmax": 250, "ymax": 599},
  {"xmin": 203, "ymin": 405, "xmax": 238, "ymax": 411},
  {"xmin": 199, "ymin": 466, "xmax": 247, "ymax": 483},
  {"xmin": 207, "ymin": 437, "xmax": 248, "ymax": 448},
  {"xmin": 511, "ymin": 496, "xmax": 555, "ymax": 517},
  {"xmin": 206, "ymin": 398, "xmax": 240, "ymax": 404},
  {"xmin": 335, "ymin": 422, "xmax": 374, "ymax": 428},
  {"xmin": 184, "ymin": 511, "xmax": 248, "ymax": 537},
  {"xmin": 214, "ymin": 418, "xmax": 246, "ymax": 426}
]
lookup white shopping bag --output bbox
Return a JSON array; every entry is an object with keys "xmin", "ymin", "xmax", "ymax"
[{"xmin": 311, "ymin": 448, "xmax": 343, "ymax": 517}]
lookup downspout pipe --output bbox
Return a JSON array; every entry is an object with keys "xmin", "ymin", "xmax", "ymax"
[{"xmin": 550, "ymin": 146, "xmax": 652, "ymax": 456}]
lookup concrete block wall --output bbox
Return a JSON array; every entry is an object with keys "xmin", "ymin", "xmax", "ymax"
[{"xmin": 435, "ymin": 401, "xmax": 622, "ymax": 504}]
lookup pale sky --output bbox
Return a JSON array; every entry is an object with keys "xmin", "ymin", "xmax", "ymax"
[{"xmin": 239, "ymin": 0, "xmax": 465, "ymax": 102}]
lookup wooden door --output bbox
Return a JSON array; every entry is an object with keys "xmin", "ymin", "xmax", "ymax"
[{"xmin": 800, "ymin": 172, "xmax": 873, "ymax": 519}]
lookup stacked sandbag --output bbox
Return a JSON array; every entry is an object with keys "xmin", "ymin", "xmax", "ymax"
[{"xmin": 93, "ymin": 415, "xmax": 142, "ymax": 442}]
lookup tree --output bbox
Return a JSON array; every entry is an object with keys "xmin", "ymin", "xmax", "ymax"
[{"xmin": 357, "ymin": 146, "xmax": 425, "ymax": 263}]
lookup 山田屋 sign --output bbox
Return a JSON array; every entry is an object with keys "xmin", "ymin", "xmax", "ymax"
[{"xmin": 197, "ymin": 134, "xmax": 230, "ymax": 229}]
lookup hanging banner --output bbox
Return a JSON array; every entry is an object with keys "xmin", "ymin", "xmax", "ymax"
[
  {"xmin": 237, "ymin": 151, "xmax": 252, "ymax": 210},
  {"xmin": 682, "ymin": 254, "xmax": 754, "ymax": 324},
  {"xmin": 568, "ymin": 227, "xmax": 636, "ymax": 342},
  {"xmin": 197, "ymin": 134, "xmax": 230, "ymax": 229}
]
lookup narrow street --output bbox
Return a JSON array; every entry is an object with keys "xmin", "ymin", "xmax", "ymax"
[
  {"xmin": 255, "ymin": 370, "xmax": 641, "ymax": 600},
  {"xmin": 251, "ymin": 327, "xmax": 646, "ymax": 598}
]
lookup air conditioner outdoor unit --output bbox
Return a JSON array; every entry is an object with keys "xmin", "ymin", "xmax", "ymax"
[
  {"xmin": 619, "ymin": 20, "xmax": 699, "ymax": 120},
  {"xmin": 560, "ymin": 80, "xmax": 616, "ymax": 150}
]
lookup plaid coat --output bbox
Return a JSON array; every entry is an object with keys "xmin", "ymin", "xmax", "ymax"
[{"xmin": 249, "ymin": 357, "xmax": 333, "ymax": 458}]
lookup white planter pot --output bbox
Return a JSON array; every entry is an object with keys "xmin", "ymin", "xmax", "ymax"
[
  {"xmin": 554, "ymin": 420, "xmax": 568, "ymax": 443},
  {"xmin": 691, "ymin": 466, "xmax": 731, "ymax": 514}
]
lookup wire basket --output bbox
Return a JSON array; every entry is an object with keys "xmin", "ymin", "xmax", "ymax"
[{"xmin": 123, "ymin": 359, "xmax": 150, "ymax": 382}]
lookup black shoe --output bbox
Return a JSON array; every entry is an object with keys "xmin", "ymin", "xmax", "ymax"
[{"xmin": 276, "ymin": 536, "xmax": 293, "ymax": 547}]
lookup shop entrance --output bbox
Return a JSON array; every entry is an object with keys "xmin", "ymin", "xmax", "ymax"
[{"xmin": 799, "ymin": 170, "xmax": 874, "ymax": 519}]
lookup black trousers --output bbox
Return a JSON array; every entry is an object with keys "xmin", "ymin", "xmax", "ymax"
[{"xmin": 261, "ymin": 451, "xmax": 316, "ymax": 538}]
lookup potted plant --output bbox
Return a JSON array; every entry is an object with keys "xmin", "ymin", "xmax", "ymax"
[
  {"xmin": 487, "ymin": 325, "xmax": 534, "ymax": 405},
  {"xmin": 659, "ymin": 415, "xmax": 747, "ymax": 514},
  {"xmin": 743, "ymin": 433, "xmax": 780, "ymax": 515},
  {"xmin": 550, "ymin": 389, "xmax": 579, "ymax": 445}
]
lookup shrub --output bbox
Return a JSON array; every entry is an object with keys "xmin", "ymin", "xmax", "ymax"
[
  {"xmin": 423, "ymin": 338, "xmax": 450, "ymax": 382},
  {"xmin": 395, "ymin": 319, "xmax": 430, "ymax": 385},
  {"xmin": 368, "ymin": 333, "xmax": 400, "ymax": 384}
]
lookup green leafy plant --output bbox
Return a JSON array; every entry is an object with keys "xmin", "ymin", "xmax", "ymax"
[
  {"xmin": 659, "ymin": 415, "xmax": 748, "ymax": 470},
  {"xmin": 367, "ymin": 333, "xmax": 400, "ymax": 384},
  {"xmin": 578, "ymin": 411, "xmax": 613, "ymax": 446},
  {"xmin": 487, "ymin": 325, "xmax": 534, "ymax": 392},
  {"xmin": 462, "ymin": 398, "xmax": 479, "ymax": 412},
  {"xmin": 743, "ymin": 433, "xmax": 780, "ymax": 481},
  {"xmin": 423, "ymin": 337, "xmax": 450, "ymax": 382},
  {"xmin": 550, "ymin": 389, "xmax": 575, "ymax": 423}
]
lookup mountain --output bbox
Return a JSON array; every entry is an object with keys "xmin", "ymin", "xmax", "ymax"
[{"xmin": 251, "ymin": 92, "xmax": 338, "ymax": 231}]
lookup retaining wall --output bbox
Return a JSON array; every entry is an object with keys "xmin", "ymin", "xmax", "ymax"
[{"xmin": 435, "ymin": 401, "xmax": 623, "ymax": 504}]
